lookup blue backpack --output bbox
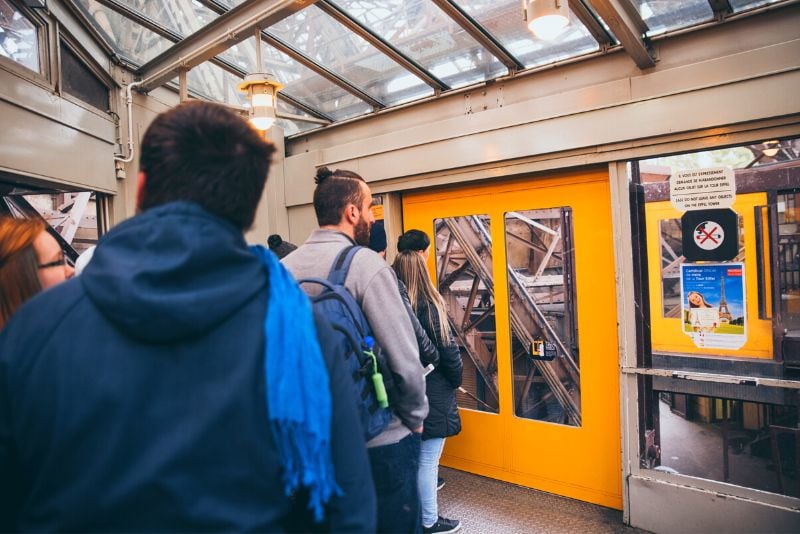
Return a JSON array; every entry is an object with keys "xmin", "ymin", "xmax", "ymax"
[{"xmin": 297, "ymin": 246, "xmax": 393, "ymax": 442}]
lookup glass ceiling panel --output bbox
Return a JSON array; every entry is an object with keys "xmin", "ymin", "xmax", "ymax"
[
  {"xmin": 729, "ymin": 0, "xmax": 783, "ymax": 11},
  {"xmin": 218, "ymin": 36, "xmax": 373, "ymax": 121},
  {"xmin": 186, "ymin": 61, "xmax": 247, "ymax": 106},
  {"xmin": 456, "ymin": 0, "xmax": 599, "ymax": 69},
  {"xmin": 632, "ymin": 0, "xmax": 714, "ymax": 36},
  {"xmin": 75, "ymin": 0, "xmax": 173, "ymax": 64},
  {"xmin": 259, "ymin": 40, "xmax": 373, "ymax": 121},
  {"xmin": 267, "ymin": 5, "xmax": 433, "ymax": 106},
  {"xmin": 110, "ymin": 0, "xmax": 218, "ymax": 35},
  {"xmin": 329, "ymin": 0, "xmax": 507, "ymax": 90}
]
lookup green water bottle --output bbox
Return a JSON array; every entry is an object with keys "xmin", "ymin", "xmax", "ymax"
[{"xmin": 365, "ymin": 336, "xmax": 389, "ymax": 409}]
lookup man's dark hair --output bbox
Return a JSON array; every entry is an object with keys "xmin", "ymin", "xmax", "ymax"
[
  {"xmin": 312, "ymin": 167, "xmax": 367, "ymax": 226},
  {"xmin": 139, "ymin": 101, "xmax": 276, "ymax": 229}
]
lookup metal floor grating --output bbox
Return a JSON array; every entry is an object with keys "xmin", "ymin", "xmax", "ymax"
[{"xmin": 436, "ymin": 466, "xmax": 649, "ymax": 533}]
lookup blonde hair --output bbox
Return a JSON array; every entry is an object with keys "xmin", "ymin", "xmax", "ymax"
[{"xmin": 392, "ymin": 250, "xmax": 450, "ymax": 342}]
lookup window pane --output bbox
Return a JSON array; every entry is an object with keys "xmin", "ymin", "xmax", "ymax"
[
  {"xmin": 186, "ymin": 61, "xmax": 247, "ymax": 106},
  {"xmin": 777, "ymin": 191, "xmax": 800, "ymax": 333},
  {"xmin": 330, "ymin": 0, "xmax": 507, "ymax": 89},
  {"xmin": 730, "ymin": 0, "xmax": 784, "ymax": 11},
  {"xmin": 259, "ymin": 39, "xmax": 373, "ymax": 121},
  {"xmin": 434, "ymin": 215, "xmax": 499, "ymax": 413},
  {"xmin": 75, "ymin": 0, "xmax": 172, "ymax": 64},
  {"xmin": 61, "ymin": 42, "xmax": 109, "ymax": 110},
  {"xmin": 632, "ymin": 0, "xmax": 714, "ymax": 36},
  {"xmin": 110, "ymin": 0, "xmax": 217, "ymax": 35},
  {"xmin": 505, "ymin": 209, "xmax": 581, "ymax": 426},
  {"xmin": 644, "ymin": 385, "xmax": 799, "ymax": 498},
  {"xmin": 456, "ymin": 0, "xmax": 599, "ymax": 69},
  {"xmin": 268, "ymin": 5, "xmax": 433, "ymax": 106},
  {"xmin": 0, "ymin": 0, "xmax": 40, "ymax": 72}
]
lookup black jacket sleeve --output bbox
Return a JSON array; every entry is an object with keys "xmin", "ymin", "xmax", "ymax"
[
  {"xmin": 419, "ymin": 300, "xmax": 463, "ymax": 389},
  {"xmin": 313, "ymin": 310, "xmax": 377, "ymax": 533},
  {"xmin": 397, "ymin": 280, "xmax": 439, "ymax": 368}
]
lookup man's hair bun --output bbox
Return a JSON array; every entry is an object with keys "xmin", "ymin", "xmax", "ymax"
[{"xmin": 315, "ymin": 166, "xmax": 334, "ymax": 184}]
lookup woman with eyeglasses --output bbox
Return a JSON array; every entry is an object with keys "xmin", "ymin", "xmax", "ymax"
[{"xmin": 0, "ymin": 217, "xmax": 74, "ymax": 330}]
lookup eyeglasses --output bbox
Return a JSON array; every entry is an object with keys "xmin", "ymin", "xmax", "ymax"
[{"xmin": 37, "ymin": 255, "xmax": 69, "ymax": 270}]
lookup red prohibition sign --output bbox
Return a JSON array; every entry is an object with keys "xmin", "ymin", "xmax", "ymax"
[
  {"xmin": 694, "ymin": 221, "xmax": 724, "ymax": 251},
  {"xmin": 698, "ymin": 225, "xmax": 719, "ymax": 244}
]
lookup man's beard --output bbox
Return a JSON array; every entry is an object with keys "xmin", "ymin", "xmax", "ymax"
[{"xmin": 354, "ymin": 215, "xmax": 371, "ymax": 246}]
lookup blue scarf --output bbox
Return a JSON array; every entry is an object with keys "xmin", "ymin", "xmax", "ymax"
[{"xmin": 250, "ymin": 245, "xmax": 341, "ymax": 521}]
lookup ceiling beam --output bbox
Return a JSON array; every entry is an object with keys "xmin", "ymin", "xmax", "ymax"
[
  {"xmin": 569, "ymin": 0, "xmax": 614, "ymax": 47},
  {"xmin": 584, "ymin": 0, "xmax": 655, "ymax": 68},
  {"xmin": 137, "ymin": 0, "xmax": 318, "ymax": 91},
  {"xmin": 316, "ymin": 0, "xmax": 450, "ymax": 92},
  {"xmin": 430, "ymin": 0, "xmax": 525, "ymax": 73}
]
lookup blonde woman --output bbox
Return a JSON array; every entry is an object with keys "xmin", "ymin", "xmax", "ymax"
[{"xmin": 393, "ymin": 230, "xmax": 463, "ymax": 534}]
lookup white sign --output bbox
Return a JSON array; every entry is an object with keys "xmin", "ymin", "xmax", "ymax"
[{"xmin": 670, "ymin": 166, "xmax": 736, "ymax": 212}]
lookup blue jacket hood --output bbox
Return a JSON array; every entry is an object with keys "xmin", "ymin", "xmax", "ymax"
[{"xmin": 81, "ymin": 202, "xmax": 265, "ymax": 343}]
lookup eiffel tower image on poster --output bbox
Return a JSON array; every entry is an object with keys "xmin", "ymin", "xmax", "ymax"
[{"xmin": 718, "ymin": 275, "xmax": 732, "ymax": 323}]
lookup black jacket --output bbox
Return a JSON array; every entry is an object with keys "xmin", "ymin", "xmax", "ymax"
[
  {"xmin": 416, "ymin": 299, "xmax": 463, "ymax": 440},
  {"xmin": 398, "ymin": 280, "xmax": 439, "ymax": 368}
]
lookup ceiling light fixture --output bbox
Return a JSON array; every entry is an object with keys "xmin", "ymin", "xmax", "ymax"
[
  {"xmin": 239, "ymin": 27, "xmax": 283, "ymax": 131},
  {"xmin": 524, "ymin": 0, "xmax": 570, "ymax": 40},
  {"xmin": 239, "ymin": 73, "xmax": 282, "ymax": 131}
]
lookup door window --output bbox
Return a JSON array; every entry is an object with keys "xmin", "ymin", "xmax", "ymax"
[
  {"xmin": 504, "ymin": 208, "xmax": 581, "ymax": 426},
  {"xmin": 433, "ymin": 215, "xmax": 499, "ymax": 413}
]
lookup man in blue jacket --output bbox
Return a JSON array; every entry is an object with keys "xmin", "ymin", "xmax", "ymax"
[{"xmin": 0, "ymin": 102, "xmax": 375, "ymax": 532}]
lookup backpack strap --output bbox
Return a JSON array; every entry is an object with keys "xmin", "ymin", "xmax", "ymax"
[{"xmin": 327, "ymin": 245, "xmax": 363, "ymax": 286}]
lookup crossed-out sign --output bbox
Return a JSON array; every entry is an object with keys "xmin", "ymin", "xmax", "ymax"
[
  {"xmin": 694, "ymin": 221, "xmax": 724, "ymax": 250},
  {"xmin": 681, "ymin": 209, "xmax": 738, "ymax": 262}
]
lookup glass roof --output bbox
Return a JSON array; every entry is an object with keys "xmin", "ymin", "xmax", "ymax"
[
  {"xmin": 267, "ymin": 5, "xmax": 433, "ymax": 106},
  {"xmin": 71, "ymin": 0, "xmax": 795, "ymax": 135},
  {"xmin": 330, "ymin": 0, "xmax": 507, "ymax": 89},
  {"xmin": 457, "ymin": 0, "xmax": 599, "ymax": 69},
  {"xmin": 729, "ymin": 0, "xmax": 784, "ymax": 11},
  {"xmin": 631, "ymin": 1, "xmax": 714, "ymax": 36}
]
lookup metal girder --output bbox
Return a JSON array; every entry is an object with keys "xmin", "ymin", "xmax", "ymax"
[
  {"xmin": 430, "ymin": 0, "xmax": 524, "ymax": 73},
  {"xmin": 585, "ymin": 0, "xmax": 655, "ymax": 68},
  {"xmin": 316, "ymin": 0, "xmax": 450, "ymax": 92},
  {"xmin": 279, "ymin": 92, "xmax": 335, "ymax": 123},
  {"xmin": 137, "ymin": 0, "xmax": 318, "ymax": 91},
  {"xmin": 262, "ymin": 32, "xmax": 385, "ymax": 109},
  {"xmin": 708, "ymin": 0, "xmax": 733, "ymax": 17},
  {"xmin": 569, "ymin": 0, "xmax": 614, "ymax": 47}
]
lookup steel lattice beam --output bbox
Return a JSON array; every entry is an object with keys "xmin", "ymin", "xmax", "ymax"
[
  {"xmin": 585, "ymin": 0, "xmax": 655, "ymax": 68},
  {"xmin": 137, "ymin": 0, "xmax": 319, "ymax": 91}
]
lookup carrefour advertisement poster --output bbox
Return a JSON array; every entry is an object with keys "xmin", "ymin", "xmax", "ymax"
[{"xmin": 680, "ymin": 263, "xmax": 746, "ymax": 350}]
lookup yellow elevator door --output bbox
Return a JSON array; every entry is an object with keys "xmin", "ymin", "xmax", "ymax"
[{"xmin": 402, "ymin": 167, "xmax": 622, "ymax": 509}]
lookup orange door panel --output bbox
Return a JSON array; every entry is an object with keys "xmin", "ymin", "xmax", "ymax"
[{"xmin": 402, "ymin": 167, "xmax": 622, "ymax": 509}]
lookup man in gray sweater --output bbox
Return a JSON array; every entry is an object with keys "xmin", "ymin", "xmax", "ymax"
[{"xmin": 282, "ymin": 166, "xmax": 428, "ymax": 533}]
